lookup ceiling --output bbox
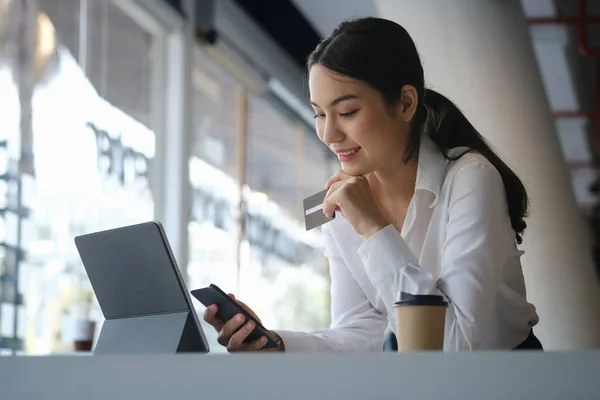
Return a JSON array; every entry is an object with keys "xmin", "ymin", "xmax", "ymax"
[{"xmin": 291, "ymin": 0, "xmax": 379, "ymax": 36}]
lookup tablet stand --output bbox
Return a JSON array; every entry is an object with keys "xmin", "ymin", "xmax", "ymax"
[{"xmin": 94, "ymin": 311, "xmax": 205, "ymax": 355}]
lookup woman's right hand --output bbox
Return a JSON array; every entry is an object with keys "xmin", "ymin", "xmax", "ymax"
[{"xmin": 203, "ymin": 293, "xmax": 283, "ymax": 352}]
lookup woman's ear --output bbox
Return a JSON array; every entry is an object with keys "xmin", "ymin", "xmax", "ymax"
[{"xmin": 396, "ymin": 84, "xmax": 419, "ymax": 122}]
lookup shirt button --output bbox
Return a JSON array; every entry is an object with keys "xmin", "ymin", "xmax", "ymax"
[{"xmin": 361, "ymin": 252, "xmax": 369, "ymax": 261}]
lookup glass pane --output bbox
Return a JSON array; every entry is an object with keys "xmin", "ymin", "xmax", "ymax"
[
  {"xmin": 188, "ymin": 47, "xmax": 333, "ymax": 349},
  {"xmin": 188, "ymin": 49, "xmax": 240, "ymax": 352},
  {"xmin": 244, "ymin": 94, "xmax": 331, "ymax": 332},
  {"xmin": 0, "ymin": 0, "xmax": 154, "ymax": 354},
  {"xmin": 37, "ymin": 0, "xmax": 153, "ymax": 126}
]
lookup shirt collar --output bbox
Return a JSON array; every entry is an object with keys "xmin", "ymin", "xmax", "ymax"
[{"xmin": 414, "ymin": 134, "xmax": 447, "ymax": 208}]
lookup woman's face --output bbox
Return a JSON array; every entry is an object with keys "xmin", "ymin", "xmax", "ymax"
[{"xmin": 309, "ymin": 64, "xmax": 417, "ymax": 176}]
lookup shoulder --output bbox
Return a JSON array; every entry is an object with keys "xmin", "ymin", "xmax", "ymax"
[
  {"xmin": 446, "ymin": 150, "xmax": 501, "ymax": 179},
  {"xmin": 447, "ymin": 149, "xmax": 495, "ymax": 172},
  {"xmin": 442, "ymin": 150, "xmax": 505, "ymax": 197}
]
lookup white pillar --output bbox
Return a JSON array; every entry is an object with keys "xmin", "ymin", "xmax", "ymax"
[
  {"xmin": 150, "ymin": 0, "xmax": 193, "ymax": 280},
  {"xmin": 375, "ymin": 0, "xmax": 600, "ymax": 349}
]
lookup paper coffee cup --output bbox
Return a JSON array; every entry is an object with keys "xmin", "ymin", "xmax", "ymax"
[
  {"xmin": 73, "ymin": 320, "xmax": 96, "ymax": 352},
  {"xmin": 393, "ymin": 292, "xmax": 448, "ymax": 352}
]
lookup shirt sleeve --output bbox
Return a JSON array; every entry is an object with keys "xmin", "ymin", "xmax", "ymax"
[
  {"xmin": 356, "ymin": 164, "xmax": 516, "ymax": 351},
  {"xmin": 275, "ymin": 222, "xmax": 388, "ymax": 353}
]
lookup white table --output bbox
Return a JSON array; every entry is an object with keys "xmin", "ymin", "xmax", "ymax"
[{"xmin": 1, "ymin": 351, "xmax": 598, "ymax": 399}]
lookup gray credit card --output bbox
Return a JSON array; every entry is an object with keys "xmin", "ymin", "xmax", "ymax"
[{"xmin": 303, "ymin": 189, "xmax": 335, "ymax": 230}]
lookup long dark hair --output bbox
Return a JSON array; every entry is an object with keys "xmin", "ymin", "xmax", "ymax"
[{"xmin": 307, "ymin": 17, "xmax": 528, "ymax": 244}]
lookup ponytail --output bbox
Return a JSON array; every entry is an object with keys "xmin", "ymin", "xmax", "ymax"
[{"xmin": 418, "ymin": 89, "xmax": 529, "ymax": 244}]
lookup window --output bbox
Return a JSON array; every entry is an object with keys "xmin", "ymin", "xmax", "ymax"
[
  {"xmin": 188, "ymin": 48, "xmax": 333, "ymax": 349},
  {"xmin": 243, "ymin": 93, "xmax": 331, "ymax": 331},
  {"xmin": 0, "ymin": 0, "xmax": 156, "ymax": 355}
]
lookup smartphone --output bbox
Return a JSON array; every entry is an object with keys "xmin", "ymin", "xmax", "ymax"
[{"xmin": 190, "ymin": 284, "xmax": 279, "ymax": 349}]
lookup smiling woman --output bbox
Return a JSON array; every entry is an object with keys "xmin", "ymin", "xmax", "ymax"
[{"xmin": 202, "ymin": 16, "xmax": 542, "ymax": 353}]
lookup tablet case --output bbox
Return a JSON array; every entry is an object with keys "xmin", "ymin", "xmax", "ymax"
[{"xmin": 74, "ymin": 221, "xmax": 209, "ymax": 354}]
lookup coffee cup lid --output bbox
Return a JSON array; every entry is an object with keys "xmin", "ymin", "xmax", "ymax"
[{"xmin": 393, "ymin": 291, "xmax": 448, "ymax": 307}]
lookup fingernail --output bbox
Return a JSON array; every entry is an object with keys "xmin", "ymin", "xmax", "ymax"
[
  {"xmin": 210, "ymin": 304, "xmax": 217, "ymax": 311},
  {"xmin": 246, "ymin": 321, "xmax": 255, "ymax": 330},
  {"xmin": 261, "ymin": 336, "xmax": 268, "ymax": 344},
  {"xmin": 236, "ymin": 314, "xmax": 245, "ymax": 323}
]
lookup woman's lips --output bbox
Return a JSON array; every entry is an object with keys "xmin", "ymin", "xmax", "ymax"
[{"xmin": 336, "ymin": 147, "xmax": 361, "ymax": 162}]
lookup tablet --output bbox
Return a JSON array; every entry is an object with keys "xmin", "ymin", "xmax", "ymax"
[{"xmin": 74, "ymin": 221, "xmax": 209, "ymax": 354}]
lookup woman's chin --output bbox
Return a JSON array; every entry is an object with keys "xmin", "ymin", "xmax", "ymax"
[{"xmin": 341, "ymin": 163, "xmax": 370, "ymax": 177}]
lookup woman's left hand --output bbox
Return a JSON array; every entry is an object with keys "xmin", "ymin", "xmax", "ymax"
[{"xmin": 323, "ymin": 170, "xmax": 389, "ymax": 238}]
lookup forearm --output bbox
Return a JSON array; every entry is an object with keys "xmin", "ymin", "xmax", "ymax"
[{"xmin": 274, "ymin": 324, "xmax": 386, "ymax": 353}]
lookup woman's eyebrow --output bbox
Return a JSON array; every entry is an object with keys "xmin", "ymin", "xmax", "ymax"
[{"xmin": 310, "ymin": 94, "xmax": 360, "ymax": 108}]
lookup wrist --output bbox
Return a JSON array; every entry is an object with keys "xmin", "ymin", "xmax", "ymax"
[
  {"xmin": 272, "ymin": 332, "xmax": 285, "ymax": 352},
  {"xmin": 362, "ymin": 220, "xmax": 387, "ymax": 239}
]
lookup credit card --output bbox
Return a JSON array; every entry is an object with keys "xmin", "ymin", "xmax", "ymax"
[{"xmin": 303, "ymin": 189, "xmax": 335, "ymax": 230}]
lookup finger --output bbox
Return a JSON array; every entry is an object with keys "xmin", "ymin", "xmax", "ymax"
[
  {"xmin": 325, "ymin": 171, "xmax": 349, "ymax": 189},
  {"xmin": 322, "ymin": 187, "xmax": 337, "ymax": 218},
  {"xmin": 325, "ymin": 173, "xmax": 341, "ymax": 189},
  {"xmin": 228, "ymin": 293, "xmax": 236, "ymax": 300},
  {"xmin": 228, "ymin": 320, "xmax": 256, "ymax": 349},
  {"xmin": 203, "ymin": 304, "xmax": 224, "ymax": 331},
  {"xmin": 234, "ymin": 299, "xmax": 261, "ymax": 323},
  {"xmin": 326, "ymin": 169, "xmax": 349, "ymax": 189},
  {"xmin": 337, "ymin": 170, "xmax": 355, "ymax": 180},
  {"xmin": 326, "ymin": 170, "xmax": 359, "ymax": 188},
  {"xmin": 217, "ymin": 313, "xmax": 246, "ymax": 346},
  {"xmin": 226, "ymin": 336, "xmax": 263, "ymax": 353},
  {"xmin": 250, "ymin": 336, "xmax": 269, "ymax": 351},
  {"xmin": 323, "ymin": 181, "xmax": 344, "ymax": 217}
]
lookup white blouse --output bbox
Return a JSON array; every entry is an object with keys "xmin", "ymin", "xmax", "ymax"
[{"xmin": 276, "ymin": 135, "xmax": 539, "ymax": 352}]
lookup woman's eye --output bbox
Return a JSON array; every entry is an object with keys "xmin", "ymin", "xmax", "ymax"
[
  {"xmin": 313, "ymin": 113, "xmax": 326, "ymax": 119},
  {"xmin": 340, "ymin": 109, "xmax": 359, "ymax": 118}
]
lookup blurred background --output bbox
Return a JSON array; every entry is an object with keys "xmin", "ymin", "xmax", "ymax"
[{"xmin": 0, "ymin": 0, "xmax": 599, "ymax": 356}]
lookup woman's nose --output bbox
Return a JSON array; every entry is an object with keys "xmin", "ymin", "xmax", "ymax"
[{"xmin": 322, "ymin": 120, "xmax": 344, "ymax": 144}]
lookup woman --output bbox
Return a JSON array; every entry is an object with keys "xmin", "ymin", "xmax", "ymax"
[{"xmin": 203, "ymin": 17, "xmax": 541, "ymax": 352}]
